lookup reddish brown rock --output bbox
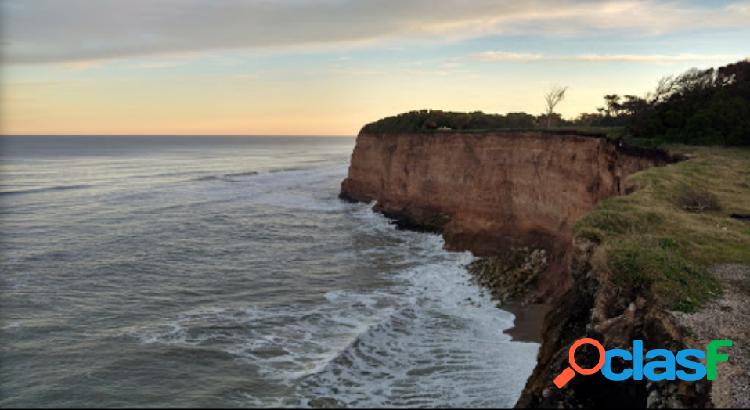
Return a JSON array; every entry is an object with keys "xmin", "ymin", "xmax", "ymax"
[{"xmin": 340, "ymin": 131, "xmax": 671, "ymax": 300}]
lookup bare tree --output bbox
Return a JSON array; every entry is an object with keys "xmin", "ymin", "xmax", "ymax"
[{"xmin": 544, "ymin": 85, "xmax": 568, "ymax": 128}]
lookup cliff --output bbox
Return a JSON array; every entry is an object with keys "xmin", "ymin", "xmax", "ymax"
[
  {"xmin": 515, "ymin": 146, "xmax": 750, "ymax": 408},
  {"xmin": 341, "ymin": 130, "xmax": 750, "ymax": 408},
  {"xmin": 340, "ymin": 130, "xmax": 672, "ymax": 300}
]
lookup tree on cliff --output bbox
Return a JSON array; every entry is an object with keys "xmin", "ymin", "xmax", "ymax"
[
  {"xmin": 627, "ymin": 59, "xmax": 750, "ymax": 145},
  {"xmin": 601, "ymin": 94, "xmax": 622, "ymax": 117},
  {"xmin": 544, "ymin": 85, "xmax": 568, "ymax": 128}
]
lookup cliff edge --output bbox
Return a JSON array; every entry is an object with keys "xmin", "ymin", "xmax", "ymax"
[{"xmin": 340, "ymin": 130, "xmax": 671, "ymax": 301}]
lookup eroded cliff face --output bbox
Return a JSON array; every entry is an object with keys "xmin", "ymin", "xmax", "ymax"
[
  {"xmin": 515, "ymin": 237, "xmax": 711, "ymax": 408},
  {"xmin": 340, "ymin": 131, "xmax": 670, "ymax": 300}
]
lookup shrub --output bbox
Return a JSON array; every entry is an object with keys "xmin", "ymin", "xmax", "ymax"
[{"xmin": 674, "ymin": 185, "xmax": 721, "ymax": 213}]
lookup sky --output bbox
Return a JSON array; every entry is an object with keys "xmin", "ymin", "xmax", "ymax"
[{"xmin": 1, "ymin": 0, "xmax": 749, "ymax": 135}]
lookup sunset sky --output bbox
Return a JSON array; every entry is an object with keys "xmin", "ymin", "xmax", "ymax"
[{"xmin": 1, "ymin": 0, "xmax": 749, "ymax": 135}]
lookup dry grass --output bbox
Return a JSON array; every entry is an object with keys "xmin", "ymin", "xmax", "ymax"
[{"xmin": 575, "ymin": 146, "xmax": 750, "ymax": 311}]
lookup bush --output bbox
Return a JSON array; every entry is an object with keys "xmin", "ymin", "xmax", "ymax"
[
  {"xmin": 674, "ymin": 185, "xmax": 721, "ymax": 213},
  {"xmin": 360, "ymin": 110, "xmax": 539, "ymax": 133}
]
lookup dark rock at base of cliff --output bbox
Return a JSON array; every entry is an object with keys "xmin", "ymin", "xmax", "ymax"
[
  {"xmin": 337, "ymin": 186, "xmax": 451, "ymax": 234},
  {"xmin": 373, "ymin": 204, "xmax": 451, "ymax": 234},
  {"xmin": 337, "ymin": 190, "xmax": 360, "ymax": 203},
  {"xmin": 466, "ymin": 247, "xmax": 548, "ymax": 305}
]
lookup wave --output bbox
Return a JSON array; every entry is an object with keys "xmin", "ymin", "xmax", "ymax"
[
  {"xmin": 133, "ymin": 170, "xmax": 204, "ymax": 179},
  {"xmin": 188, "ymin": 163, "xmax": 335, "ymax": 185},
  {"xmin": 269, "ymin": 167, "xmax": 306, "ymax": 174},
  {"xmin": 125, "ymin": 205, "xmax": 536, "ymax": 407},
  {"xmin": 223, "ymin": 171, "xmax": 259, "ymax": 178},
  {"xmin": 295, "ymin": 209, "xmax": 535, "ymax": 407},
  {"xmin": 192, "ymin": 175, "xmax": 228, "ymax": 182},
  {"xmin": 127, "ymin": 287, "xmax": 398, "ymax": 374},
  {"xmin": 0, "ymin": 184, "xmax": 91, "ymax": 196},
  {"xmin": 293, "ymin": 259, "xmax": 534, "ymax": 408},
  {"xmin": 191, "ymin": 171, "xmax": 258, "ymax": 182}
]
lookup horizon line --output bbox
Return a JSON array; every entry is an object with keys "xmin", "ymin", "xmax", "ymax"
[{"xmin": 0, "ymin": 134, "xmax": 356, "ymax": 137}]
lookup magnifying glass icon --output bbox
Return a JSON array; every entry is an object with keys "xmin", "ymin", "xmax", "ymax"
[{"xmin": 553, "ymin": 338, "xmax": 606, "ymax": 388}]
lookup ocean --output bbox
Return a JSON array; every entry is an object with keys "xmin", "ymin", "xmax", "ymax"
[{"xmin": 0, "ymin": 136, "xmax": 538, "ymax": 407}]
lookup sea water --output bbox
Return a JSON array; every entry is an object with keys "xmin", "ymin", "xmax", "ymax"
[{"xmin": 0, "ymin": 136, "xmax": 538, "ymax": 407}]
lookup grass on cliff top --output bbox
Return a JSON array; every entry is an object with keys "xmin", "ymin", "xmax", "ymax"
[{"xmin": 575, "ymin": 146, "xmax": 750, "ymax": 312}]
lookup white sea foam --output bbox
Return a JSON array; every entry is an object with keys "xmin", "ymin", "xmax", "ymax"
[
  {"xmin": 128, "ymin": 200, "xmax": 538, "ymax": 408},
  {"xmin": 293, "ymin": 216, "xmax": 536, "ymax": 408}
]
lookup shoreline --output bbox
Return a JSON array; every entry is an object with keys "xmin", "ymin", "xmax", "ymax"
[{"xmin": 502, "ymin": 302, "xmax": 550, "ymax": 344}]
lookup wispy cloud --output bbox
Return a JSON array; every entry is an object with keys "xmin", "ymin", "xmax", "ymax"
[
  {"xmin": 2, "ymin": 0, "xmax": 749, "ymax": 64},
  {"xmin": 136, "ymin": 62, "xmax": 180, "ymax": 69},
  {"xmin": 472, "ymin": 51, "xmax": 545, "ymax": 62},
  {"xmin": 60, "ymin": 60, "xmax": 109, "ymax": 71},
  {"xmin": 470, "ymin": 52, "xmax": 749, "ymax": 64},
  {"xmin": 573, "ymin": 53, "xmax": 748, "ymax": 63}
]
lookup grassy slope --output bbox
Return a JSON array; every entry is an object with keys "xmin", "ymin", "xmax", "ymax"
[{"xmin": 575, "ymin": 146, "xmax": 750, "ymax": 312}]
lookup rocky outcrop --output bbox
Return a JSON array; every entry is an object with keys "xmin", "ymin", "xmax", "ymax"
[
  {"xmin": 515, "ymin": 237, "xmax": 711, "ymax": 408},
  {"xmin": 340, "ymin": 130, "xmax": 672, "ymax": 301},
  {"xmin": 467, "ymin": 247, "xmax": 548, "ymax": 305}
]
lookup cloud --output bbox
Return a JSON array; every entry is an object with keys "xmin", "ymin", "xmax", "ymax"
[
  {"xmin": 136, "ymin": 62, "xmax": 181, "ymax": 69},
  {"xmin": 472, "ymin": 51, "xmax": 545, "ymax": 62},
  {"xmin": 572, "ymin": 53, "xmax": 749, "ymax": 63},
  {"xmin": 470, "ymin": 52, "xmax": 749, "ymax": 64},
  {"xmin": 60, "ymin": 60, "xmax": 109, "ymax": 70},
  {"xmin": 2, "ymin": 0, "xmax": 749, "ymax": 64}
]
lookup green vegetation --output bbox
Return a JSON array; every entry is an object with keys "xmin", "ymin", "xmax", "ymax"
[
  {"xmin": 362, "ymin": 59, "xmax": 750, "ymax": 147},
  {"xmin": 582, "ymin": 60, "xmax": 750, "ymax": 146},
  {"xmin": 360, "ymin": 110, "xmax": 537, "ymax": 133},
  {"xmin": 575, "ymin": 147, "xmax": 750, "ymax": 312}
]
